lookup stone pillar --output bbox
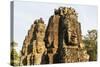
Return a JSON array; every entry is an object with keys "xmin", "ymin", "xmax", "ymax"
[{"xmin": 20, "ymin": 18, "xmax": 46, "ymax": 65}]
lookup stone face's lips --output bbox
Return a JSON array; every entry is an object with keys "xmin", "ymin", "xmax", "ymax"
[{"xmin": 20, "ymin": 7, "xmax": 89, "ymax": 65}]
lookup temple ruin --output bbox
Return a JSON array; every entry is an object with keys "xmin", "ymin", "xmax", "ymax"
[{"xmin": 20, "ymin": 7, "xmax": 89, "ymax": 65}]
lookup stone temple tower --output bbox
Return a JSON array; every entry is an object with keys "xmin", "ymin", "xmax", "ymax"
[
  {"xmin": 20, "ymin": 7, "xmax": 89, "ymax": 65},
  {"xmin": 45, "ymin": 7, "xmax": 89, "ymax": 63},
  {"xmin": 20, "ymin": 18, "xmax": 47, "ymax": 65}
]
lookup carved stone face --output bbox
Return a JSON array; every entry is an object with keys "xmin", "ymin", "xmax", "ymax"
[
  {"xmin": 36, "ymin": 23, "xmax": 45, "ymax": 41},
  {"xmin": 63, "ymin": 8, "xmax": 68, "ymax": 15}
]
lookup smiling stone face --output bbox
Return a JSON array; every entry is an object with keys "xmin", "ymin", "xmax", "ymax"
[{"xmin": 36, "ymin": 22, "xmax": 45, "ymax": 41}]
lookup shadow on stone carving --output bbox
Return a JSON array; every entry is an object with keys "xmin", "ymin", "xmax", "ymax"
[{"xmin": 20, "ymin": 7, "xmax": 89, "ymax": 65}]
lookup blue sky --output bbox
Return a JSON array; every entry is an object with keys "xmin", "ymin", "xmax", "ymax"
[{"xmin": 14, "ymin": 1, "xmax": 97, "ymax": 50}]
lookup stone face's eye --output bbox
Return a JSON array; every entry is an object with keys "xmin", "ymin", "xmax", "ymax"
[{"xmin": 40, "ymin": 30, "xmax": 42, "ymax": 33}]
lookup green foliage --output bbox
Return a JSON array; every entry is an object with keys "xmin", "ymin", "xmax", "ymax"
[
  {"xmin": 10, "ymin": 42, "xmax": 20, "ymax": 66},
  {"xmin": 83, "ymin": 29, "xmax": 97, "ymax": 61},
  {"xmin": 11, "ymin": 48, "xmax": 20, "ymax": 66}
]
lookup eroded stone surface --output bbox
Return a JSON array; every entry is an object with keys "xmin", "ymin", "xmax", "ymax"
[
  {"xmin": 20, "ymin": 18, "xmax": 46, "ymax": 65},
  {"xmin": 20, "ymin": 7, "xmax": 89, "ymax": 65}
]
